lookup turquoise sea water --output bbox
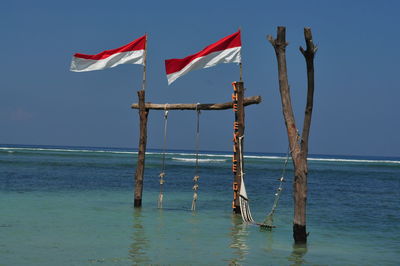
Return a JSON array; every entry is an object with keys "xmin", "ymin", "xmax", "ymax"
[{"xmin": 1, "ymin": 145, "xmax": 399, "ymax": 265}]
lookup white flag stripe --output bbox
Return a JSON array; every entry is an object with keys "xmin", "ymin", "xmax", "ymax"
[
  {"xmin": 70, "ymin": 50, "xmax": 145, "ymax": 72},
  {"xmin": 166, "ymin": 46, "xmax": 241, "ymax": 84}
]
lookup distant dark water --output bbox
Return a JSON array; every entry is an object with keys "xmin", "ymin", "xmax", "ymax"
[{"xmin": 1, "ymin": 145, "xmax": 399, "ymax": 265}]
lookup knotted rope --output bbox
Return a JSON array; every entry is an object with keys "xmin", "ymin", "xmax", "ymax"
[
  {"xmin": 263, "ymin": 132, "xmax": 298, "ymax": 226},
  {"xmin": 191, "ymin": 103, "xmax": 201, "ymax": 211},
  {"xmin": 158, "ymin": 104, "xmax": 169, "ymax": 209},
  {"xmin": 263, "ymin": 146, "xmax": 290, "ymax": 226}
]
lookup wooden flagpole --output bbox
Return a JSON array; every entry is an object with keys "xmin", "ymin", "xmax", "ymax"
[
  {"xmin": 142, "ymin": 33, "xmax": 148, "ymax": 91},
  {"xmin": 239, "ymin": 63, "xmax": 243, "ymax": 82},
  {"xmin": 239, "ymin": 27, "xmax": 243, "ymax": 83}
]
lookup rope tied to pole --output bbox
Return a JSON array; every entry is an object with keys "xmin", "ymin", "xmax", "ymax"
[
  {"xmin": 261, "ymin": 131, "xmax": 297, "ymax": 225},
  {"xmin": 263, "ymin": 146, "xmax": 291, "ymax": 227},
  {"xmin": 194, "ymin": 103, "xmax": 201, "ymax": 176},
  {"xmin": 237, "ymin": 135, "xmax": 255, "ymax": 224},
  {"xmin": 262, "ymin": 131, "xmax": 299, "ymax": 216},
  {"xmin": 158, "ymin": 104, "xmax": 169, "ymax": 209},
  {"xmin": 237, "ymin": 133, "xmax": 289, "ymax": 229},
  {"xmin": 260, "ymin": 131, "xmax": 297, "ymax": 216},
  {"xmin": 192, "ymin": 103, "xmax": 201, "ymax": 211}
]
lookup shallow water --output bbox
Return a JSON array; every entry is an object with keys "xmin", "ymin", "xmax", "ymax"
[{"xmin": 0, "ymin": 146, "xmax": 399, "ymax": 265}]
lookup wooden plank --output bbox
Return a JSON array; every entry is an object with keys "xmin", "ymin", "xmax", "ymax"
[{"xmin": 131, "ymin": 96, "xmax": 262, "ymax": 110}]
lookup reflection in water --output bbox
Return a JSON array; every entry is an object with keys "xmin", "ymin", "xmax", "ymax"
[
  {"xmin": 262, "ymin": 226, "xmax": 274, "ymax": 253},
  {"xmin": 129, "ymin": 208, "xmax": 150, "ymax": 264},
  {"xmin": 229, "ymin": 215, "xmax": 249, "ymax": 264},
  {"xmin": 288, "ymin": 243, "xmax": 308, "ymax": 266}
]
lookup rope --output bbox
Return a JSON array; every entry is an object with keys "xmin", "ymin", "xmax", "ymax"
[
  {"xmin": 263, "ymin": 146, "xmax": 290, "ymax": 226},
  {"xmin": 262, "ymin": 132, "xmax": 300, "ymax": 226},
  {"xmin": 194, "ymin": 104, "xmax": 201, "ymax": 176},
  {"xmin": 238, "ymin": 135, "xmax": 255, "ymax": 224},
  {"xmin": 192, "ymin": 104, "xmax": 201, "ymax": 211},
  {"xmin": 161, "ymin": 104, "xmax": 169, "ymax": 173},
  {"xmin": 158, "ymin": 104, "xmax": 169, "ymax": 209},
  {"xmin": 237, "ymin": 135, "xmax": 292, "ymax": 229},
  {"xmin": 262, "ymin": 132, "xmax": 299, "ymax": 225}
]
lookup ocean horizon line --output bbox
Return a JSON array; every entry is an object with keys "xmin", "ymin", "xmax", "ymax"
[{"xmin": 1, "ymin": 143, "xmax": 399, "ymax": 164}]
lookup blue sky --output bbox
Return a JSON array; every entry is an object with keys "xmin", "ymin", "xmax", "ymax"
[{"xmin": 1, "ymin": 0, "xmax": 399, "ymax": 156}]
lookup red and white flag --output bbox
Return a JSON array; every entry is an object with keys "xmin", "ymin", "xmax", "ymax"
[
  {"xmin": 165, "ymin": 30, "xmax": 241, "ymax": 84},
  {"xmin": 70, "ymin": 35, "xmax": 146, "ymax": 72}
]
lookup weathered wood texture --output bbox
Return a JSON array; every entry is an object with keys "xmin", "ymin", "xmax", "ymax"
[
  {"xmin": 232, "ymin": 82, "xmax": 245, "ymax": 214},
  {"xmin": 134, "ymin": 90, "xmax": 149, "ymax": 208},
  {"xmin": 299, "ymin": 28, "xmax": 317, "ymax": 159},
  {"xmin": 131, "ymin": 96, "xmax": 261, "ymax": 110},
  {"xmin": 267, "ymin": 26, "xmax": 317, "ymax": 244}
]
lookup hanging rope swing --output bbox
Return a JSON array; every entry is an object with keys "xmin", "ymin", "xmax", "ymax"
[
  {"xmin": 237, "ymin": 135, "xmax": 291, "ymax": 228},
  {"xmin": 191, "ymin": 104, "xmax": 201, "ymax": 211},
  {"xmin": 156, "ymin": 103, "xmax": 203, "ymax": 211},
  {"xmin": 237, "ymin": 136, "xmax": 255, "ymax": 224},
  {"xmin": 157, "ymin": 104, "xmax": 169, "ymax": 209}
]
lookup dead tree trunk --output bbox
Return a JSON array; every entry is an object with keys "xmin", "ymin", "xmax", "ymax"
[
  {"xmin": 134, "ymin": 90, "xmax": 149, "ymax": 207},
  {"xmin": 267, "ymin": 26, "xmax": 317, "ymax": 244}
]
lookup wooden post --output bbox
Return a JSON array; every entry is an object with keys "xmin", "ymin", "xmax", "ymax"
[
  {"xmin": 134, "ymin": 90, "xmax": 149, "ymax": 207},
  {"xmin": 232, "ymin": 81, "xmax": 245, "ymax": 214},
  {"xmin": 267, "ymin": 26, "xmax": 317, "ymax": 244}
]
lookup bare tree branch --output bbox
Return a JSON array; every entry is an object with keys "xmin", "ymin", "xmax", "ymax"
[{"xmin": 300, "ymin": 28, "xmax": 317, "ymax": 159}]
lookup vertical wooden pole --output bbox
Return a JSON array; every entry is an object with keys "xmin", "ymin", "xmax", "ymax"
[
  {"xmin": 232, "ymin": 81, "xmax": 245, "ymax": 214},
  {"xmin": 141, "ymin": 34, "xmax": 148, "ymax": 91},
  {"xmin": 134, "ymin": 34, "xmax": 148, "ymax": 208},
  {"xmin": 134, "ymin": 90, "xmax": 149, "ymax": 207}
]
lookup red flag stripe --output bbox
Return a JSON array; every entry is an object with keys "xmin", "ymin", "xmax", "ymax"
[
  {"xmin": 74, "ymin": 35, "xmax": 146, "ymax": 60},
  {"xmin": 165, "ymin": 30, "xmax": 241, "ymax": 75}
]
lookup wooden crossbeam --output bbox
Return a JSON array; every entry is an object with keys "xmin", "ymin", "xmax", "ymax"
[{"xmin": 131, "ymin": 96, "xmax": 262, "ymax": 110}]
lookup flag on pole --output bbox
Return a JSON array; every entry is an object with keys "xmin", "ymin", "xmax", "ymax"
[
  {"xmin": 165, "ymin": 30, "xmax": 241, "ymax": 85},
  {"xmin": 70, "ymin": 35, "xmax": 146, "ymax": 72}
]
